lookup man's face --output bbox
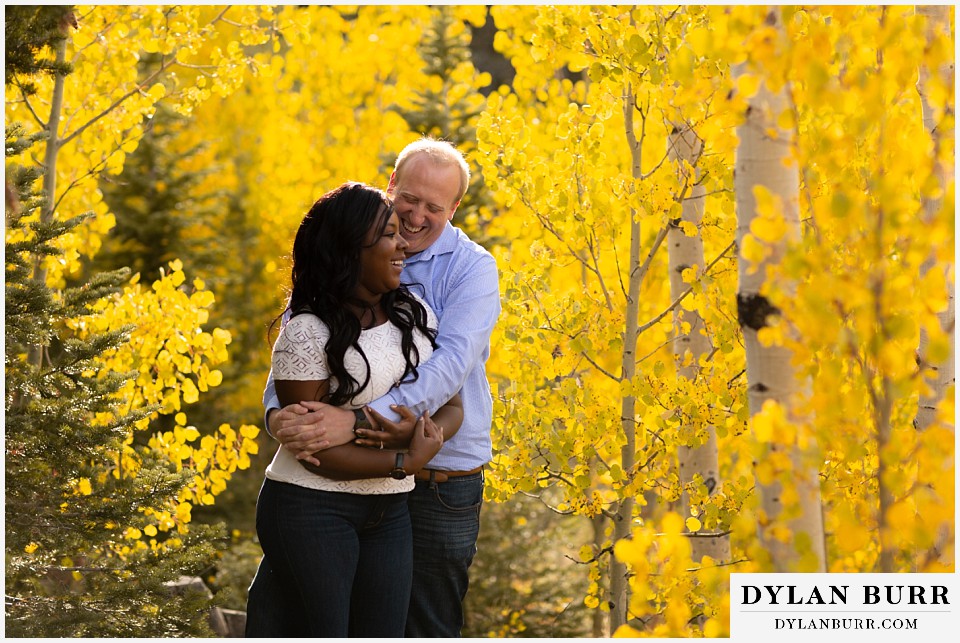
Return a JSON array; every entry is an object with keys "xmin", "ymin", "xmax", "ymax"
[{"xmin": 388, "ymin": 155, "xmax": 461, "ymax": 256}]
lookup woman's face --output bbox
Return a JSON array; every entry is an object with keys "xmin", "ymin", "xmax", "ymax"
[{"xmin": 356, "ymin": 208, "xmax": 409, "ymax": 299}]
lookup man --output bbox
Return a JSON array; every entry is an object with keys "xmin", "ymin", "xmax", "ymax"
[{"xmin": 261, "ymin": 138, "xmax": 500, "ymax": 637}]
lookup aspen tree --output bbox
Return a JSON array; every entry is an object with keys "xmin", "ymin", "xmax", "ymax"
[
  {"xmin": 733, "ymin": 6, "xmax": 826, "ymax": 572},
  {"xmin": 667, "ymin": 121, "xmax": 731, "ymax": 565},
  {"xmin": 914, "ymin": 4, "xmax": 955, "ymax": 568},
  {"xmin": 914, "ymin": 6, "xmax": 955, "ymax": 434},
  {"xmin": 479, "ymin": 6, "xmax": 749, "ymax": 634},
  {"xmin": 611, "ymin": 78, "xmax": 642, "ymax": 633}
]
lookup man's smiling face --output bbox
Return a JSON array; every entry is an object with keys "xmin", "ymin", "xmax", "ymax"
[{"xmin": 388, "ymin": 154, "xmax": 461, "ymax": 256}]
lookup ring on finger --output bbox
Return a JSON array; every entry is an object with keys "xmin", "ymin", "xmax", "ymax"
[{"xmin": 379, "ymin": 440, "xmax": 384, "ymax": 450}]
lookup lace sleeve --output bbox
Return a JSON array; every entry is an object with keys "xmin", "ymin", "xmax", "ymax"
[{"xmin": 272, "ymin": 314, "xmax": 330, "ymax": 381}]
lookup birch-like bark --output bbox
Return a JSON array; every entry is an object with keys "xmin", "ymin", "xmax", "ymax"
[
  {"xmin": 28, "ymin": 37, "xmax": 68, "ymax": 368},
  {"xmin": 914, "ymin": 4, "xmax": 955, "ymax": 569},
  {"xmin": 734, "ymin": 7, "xmax": 825, "ymax": 572},
  {"xmin": 914, "ymin": 5, "xmax": 955, "ymax": 433},
  {"xmin": 609, "ymin": 79, "xmax": 642, "ymax": 632},
  {"xmin": 667, "ymin": 123, "xmax": 731, "ymax": 565}
]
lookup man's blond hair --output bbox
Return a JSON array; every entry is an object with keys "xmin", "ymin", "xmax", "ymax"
[{"xmin": 393, "ymin": 137, "xmax": 470, "ymax": 206}]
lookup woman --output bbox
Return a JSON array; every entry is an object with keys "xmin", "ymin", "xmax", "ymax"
[{"xmin": 245, "ymin": 182, "xmax": 463, "ymax": 637}]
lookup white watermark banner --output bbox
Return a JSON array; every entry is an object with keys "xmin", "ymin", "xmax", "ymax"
[{"xmin": 731, "ymin": 573, "xmax": 958, "ymax": 641}]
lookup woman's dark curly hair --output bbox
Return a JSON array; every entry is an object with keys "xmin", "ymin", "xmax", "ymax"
[{"xmin": 283, "ymin": 182, "xmax": 436, "ymax": 407}]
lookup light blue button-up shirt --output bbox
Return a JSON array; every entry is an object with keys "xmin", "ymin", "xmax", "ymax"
[{"xmin": 263, "ymin": 222, "xmax": 500, "ymax": 471}]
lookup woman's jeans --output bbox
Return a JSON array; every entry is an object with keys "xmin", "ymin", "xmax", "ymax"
[
  {"xmin": 405, "ymin": 471, "xmax": 484, "ymax": 638},
  {"xmin": 245, "ymin": 478, "xmax": 412, "ymax": 637}
]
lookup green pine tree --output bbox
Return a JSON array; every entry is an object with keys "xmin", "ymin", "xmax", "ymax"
[
  {"xmin": 5, "ymin": 11, "xmax": 226, "ymax": 636},
  {"xmin": 4, "ymin": 5, "xmax": 75, "ymax": 96}
]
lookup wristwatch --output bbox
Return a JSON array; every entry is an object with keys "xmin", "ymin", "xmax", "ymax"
[
  {"xmin": 353, "ymin": 408, "xmax": 372, "ymax": 433},
  {"xmin": 390, "ymin": 453, "xmax": 407, "ymax": 480}
]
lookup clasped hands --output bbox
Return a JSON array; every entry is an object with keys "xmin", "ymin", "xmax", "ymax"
[{"xmin": 271, "ymin": 400, "xmax": 439, "ymax": 467}]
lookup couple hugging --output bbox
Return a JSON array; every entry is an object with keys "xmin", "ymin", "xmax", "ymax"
[{"xmin": 245, "ymin": 138, "xmax": 500, "ymax": 638}]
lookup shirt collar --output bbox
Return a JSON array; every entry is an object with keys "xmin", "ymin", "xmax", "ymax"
[{"xmin": 405, "ymin": 222, "xmax": 457, "ymax": 264}]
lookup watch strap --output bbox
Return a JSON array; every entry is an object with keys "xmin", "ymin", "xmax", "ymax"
[
  {"xmin": 390, "ymin": 452, "xmax": 407, "ymax": 480},
  {"xmin": 353, "ymin": 407, "xmax": 372, "ymax": 432}
]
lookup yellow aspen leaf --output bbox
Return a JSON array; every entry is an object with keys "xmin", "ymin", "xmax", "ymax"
[
  {"xmin": 750, "ymin": 213, "xmax": 787, "ymax": 243},
  {"xmin": 239, "ymin": 424, "xmax": 260, "ymax": 440},
  {"xmin": 77, "ymin": 478, "xmax": 93, "ymax": 495},
  {"xmin": 144, "ymin": 525, "xmax": 158, "ymax": 537},
  {"xmin": 191, "ymin": 289, "xmax": 215, "ymax": 308},
  {"xmin": 662, "ymin": 512, "xmax": 684, "ymax": 535},
  {"xmin": 831, "ymin": 192, "xmax": 853, "ymax": 218},
  {"xmin": 181, "ymin": 379, "xmax": 200, "ymax": 404},
  {"xmin": 736, "ymin": 72, "xmax": 760, "ymax": 100},
  {"xmin": 687, "ymin": 26, "xmax": 711, "ymax": 58},
  {"xmin": 24, "ymin": 542, "xmax": 39, "ymax": 554},
  {"xmin": 685, "ymin": 516, "xmax": 703, "ymax": 532},
  {"xmin": 704, "ymin": 618, "xmax": 726, "ymax": 638},
  {"xmin": 925, "ymin": 334, "xmax": 952, "ymax": 366},
  {"xmin": 740, "ymin": 234, "xmax": 769, "ymax": 266},
  {"xmin": 886, "ymin": 501, "xmax": 915, "ymax": 533},
  {"xmin": 756, "ymin": 325, "xmax": 784, "ymax": 347}
]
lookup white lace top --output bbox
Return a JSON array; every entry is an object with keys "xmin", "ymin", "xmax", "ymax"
[{"xmin": 265, "ymin": 295, "xmax": 436, "ymax": 494}]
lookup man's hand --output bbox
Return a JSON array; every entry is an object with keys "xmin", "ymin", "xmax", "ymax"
[
  {"xmin": 270, "ymin": 402, "xmax": 329, "ymax": 466},
  {"xmin": 270, "ymin": 401, "xmax": 356, "ymax": 466},
  {"xmin": 354, "ymin": 404, "xmax": 418, "ymax": 450}
]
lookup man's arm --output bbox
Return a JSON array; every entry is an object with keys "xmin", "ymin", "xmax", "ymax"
[
  {"xmin": 263, "ymin": 368, "xmax": 353, "ymax": 464},
  {"xmin": 269, "ymin": 250, "xmax": 499, "ymax": 453},
  {"xmin": 368, "ymin": 251, "xmax": 500, "ymax": 422},
  {"xmin": 354, "ymin": 392, "xmax": 463, "ymax": 449}
]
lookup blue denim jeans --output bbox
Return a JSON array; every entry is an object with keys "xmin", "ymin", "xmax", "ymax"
[
  {"xmin": 245, "ymin": 478, "xmax": 412, "ymax": 637},
  {"xmin": 405, "ymin": 470, "xmax": 484, "ymax": 637}
]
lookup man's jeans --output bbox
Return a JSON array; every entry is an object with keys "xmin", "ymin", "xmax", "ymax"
[
  {"xmin": 245, "ymin": 479, "xmax": 412, "ymax": 637},
  {"xmin": 405, "ymin": 471, "xmax": 484, "ymax": 638}
]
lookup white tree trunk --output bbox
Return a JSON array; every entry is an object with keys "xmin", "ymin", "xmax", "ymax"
[
  {"xmin": 915, "ymin": 5, "xmax": 955, "ymax": 433},
  {"xmin": 914, "ymin": 4, "xmax": 955, "ymax": 569},
  {"xmin": 28, "ymin": 37, "xmax": 68, "ymax": 369},
  {"xmin": 734, "ymin": 6, "xmax": 826, "ymax": 572},
  {"xmin": 609, "ymin": 80, "xmax": 642, "ymax": 632},
  {"xmin": 667, "ymin": 123, "xmax": 731, "ymax": 565}
]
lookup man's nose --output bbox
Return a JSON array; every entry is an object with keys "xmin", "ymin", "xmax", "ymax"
[{"xmin": 405, "ymin": 206, "xmax": 425, "ymax": 226}]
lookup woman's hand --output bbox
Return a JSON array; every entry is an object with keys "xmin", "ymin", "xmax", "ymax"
[
  {"xmin": 353, "ymin": 404, "xmax": 417, "ymax": 450},
  {"xmin": 406, "ymin": 411, "xmax": 444, "ymax": 472}
]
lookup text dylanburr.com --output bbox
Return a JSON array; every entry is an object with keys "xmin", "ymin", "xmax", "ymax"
[{"xmin": 730, "ymin": 573, "xmax": 958, "ymax": 641}]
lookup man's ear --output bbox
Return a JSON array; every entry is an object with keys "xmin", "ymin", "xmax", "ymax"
[
  {"xmin": 449, "ymin": 200, "xmax": 460, "ymax": 220},
  {"xmin": 387, "ymin": 172, "xmax": 397, "ymax": 194}
]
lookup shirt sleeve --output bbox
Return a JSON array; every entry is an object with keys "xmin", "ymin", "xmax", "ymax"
[
  {"xmin": 262, "ymin": 307, "xmax": 293, "ymax": 436},
  {"xmin": 272, "ymin": 315, "xmax": 330, "ymax": 380},
  {"xmin": 368, "ymin": 250, "xmax": 500, "ymax": 420},
  {"xmin": 262, "ymin": 367, "xmax": 279, "ymax": 437},
  {"xmin": 263, "ymin": 314, "xmax": 329, "ymax": 435}
]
